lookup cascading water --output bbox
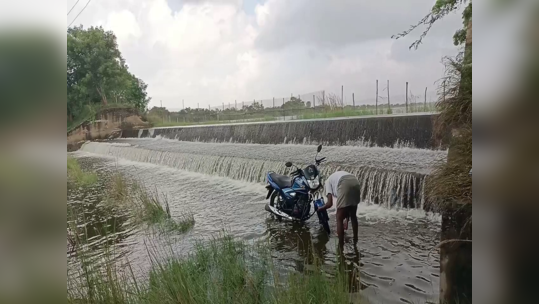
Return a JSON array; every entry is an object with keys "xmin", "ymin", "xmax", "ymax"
[
  {"xmin": 80, "ymin": 139, "xmax": 446, "ymax": 210},
  {"xmin": 123, "ymin": 113, "xmax": 444, "ymax": 149}
]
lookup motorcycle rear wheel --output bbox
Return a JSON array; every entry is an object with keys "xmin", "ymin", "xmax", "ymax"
[{"xmin": 269, "ymin": 191, "xmax": 283, "ymax": 221}]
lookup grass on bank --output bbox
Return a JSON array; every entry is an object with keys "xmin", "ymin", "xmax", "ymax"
[
  {"xmin": 148, "ymin": 115, "xmax": 276, "ymax": 128},
  {"xmin": 67, "ymin": 156, "xmax": 98, "ymax": 186},
  {"xmin": 68, "ymin": 235, "xmax": 358, "ymax": 304}
]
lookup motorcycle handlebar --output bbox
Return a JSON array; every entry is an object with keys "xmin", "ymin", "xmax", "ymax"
[{"xmin": 316, "ymin": 157, "xmax": 326, "ymax": 164}]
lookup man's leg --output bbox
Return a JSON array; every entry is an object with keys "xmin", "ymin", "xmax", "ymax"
[
  {"xmin": 350, "ymin": 205, "xmax": 358, "ymax": 245},
  {"xmin": 336, "ymin": 207, "xmax": 346, "ymax": 252}
]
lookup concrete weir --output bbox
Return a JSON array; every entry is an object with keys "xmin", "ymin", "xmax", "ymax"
[{"xmin": 123, "ymin": 113, "xmax": 445, "ymax": 149}]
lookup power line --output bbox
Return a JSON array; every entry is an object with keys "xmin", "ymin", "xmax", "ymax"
[
  {"xmin": 68, "ymin": 0, "xmax": 93, "ymax": 27},
  {"xmin": 67, "ymin": 0, "xmax": 81, "ymax": 15}
]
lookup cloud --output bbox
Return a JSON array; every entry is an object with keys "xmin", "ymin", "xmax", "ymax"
[
  {"xmin": 254, "ymin": 0, "xmax": 457, "ymax": 51},
  {"xmin": 70, "ymin": 0, "xmax": 463, "ymax": 109}
]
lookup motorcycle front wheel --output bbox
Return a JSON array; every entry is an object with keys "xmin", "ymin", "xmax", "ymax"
[{"xmin": 317, "ymin": 209, "xmax": 331, "ymax": 235}]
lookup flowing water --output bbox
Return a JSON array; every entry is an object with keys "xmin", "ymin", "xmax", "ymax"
[{"xmin": 69, "ymin": 138, "xmax": 446, "ymax": 304}]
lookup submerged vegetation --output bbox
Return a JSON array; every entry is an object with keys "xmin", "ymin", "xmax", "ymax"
[
  {"xmin": 67, "ymin": 156, "xmax": 98, "ymax": 186},
  {"xmin": 68, "ymin": 235, "xmax": 358, "ymax": 304},
  {"xmin": 67, "ymin": 157, "xmax": 358, "ymax": 304},
  {"xmin": 106, "ymin": 171, "xmax": 195, "ymax": 232}
]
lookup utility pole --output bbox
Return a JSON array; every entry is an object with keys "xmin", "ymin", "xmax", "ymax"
[
  {"xmin": 182, "ymin": 99, "xmax": 184, "ymax": 110},
  {"xmin": 272, "ymin": 97, "xmax": 275, "ymax": 108},
  {"xmin": 405, "ymin": 82, "xmax": 409, "ymax": 113},
  {"xmin": 376, "ymin": 80, "xmax": 379, "ymax": 115},
  {"xmin": 235, "ymin": 100, "xmax": 237, "ymax": 109},
  {"xmin": 352, "ymin": 93, "xmax": 355, "ymax": 108},
  {"xmin": 160, "ymin": 100, "xmax": 162, "ymax": 108},
  {"xmin": 197, "ymin": 102, "xmax": 199, "ymax": 109},
  {"xmin": 424, "ymin": 87, "xmax": 428, "ymax": 112}
]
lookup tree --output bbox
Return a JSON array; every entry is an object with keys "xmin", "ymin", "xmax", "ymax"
[
  {"xmin": 392, "ymin": 0, "xmax": 472, "ymax": 49},
  {"xmin": 67, "ymin": 26, "xmax": 150, "ymax": 121},
  {"xmin": 393, "ymin": 2, "xmax": 473, "ymax": 303},
  {"xmin": 282, "ymin": 97, "xmax": 305, "ymax": 109}
]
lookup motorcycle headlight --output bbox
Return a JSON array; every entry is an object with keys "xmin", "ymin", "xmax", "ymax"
[{"xmin": 307, "ymin": 179, "xmax": 320, "ymax": 189}]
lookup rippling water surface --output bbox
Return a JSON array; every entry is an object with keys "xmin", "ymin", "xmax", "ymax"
[{"xmin": 68, "ymin": 139, "xmax": 442, "ymax": 304}]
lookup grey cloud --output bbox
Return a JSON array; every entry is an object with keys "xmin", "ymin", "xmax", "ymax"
[
  {"xmin": 255, "ymin": 0, "xmax": 462, "ymax": 51},
  {"xmin": 167, "ymin": 0, "xmax": 241, "ymax": 11}
]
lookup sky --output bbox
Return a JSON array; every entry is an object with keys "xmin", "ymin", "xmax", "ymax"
[{"xmin": 66, "ymin": 0, "xmax": 465, "ymax": 110}]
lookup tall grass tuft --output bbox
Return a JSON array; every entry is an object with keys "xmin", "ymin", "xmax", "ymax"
[
  {"xmin": 68, "ymin": 235, "xmax": 360, "ymax": 304},
  {"xmin": 108, "ymin": 172, "xmax": 195, "ymax": 232},
  {"xmin": 68, "ymin": 156, "xmax": 98, "ymax": 186}
]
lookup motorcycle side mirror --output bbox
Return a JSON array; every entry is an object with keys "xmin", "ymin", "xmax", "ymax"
[
  {"xmin": 285, "ymin": 162, "xmax": 293, "ymax": 168},
  {"xmin": 317, "ymin": 145, "xmax": 323, "ymax": 153}
]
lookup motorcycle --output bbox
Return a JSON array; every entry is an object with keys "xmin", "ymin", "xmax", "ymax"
[{"xmin": 264, "ymin": 144, "xmax": 331, "ymax": 234}]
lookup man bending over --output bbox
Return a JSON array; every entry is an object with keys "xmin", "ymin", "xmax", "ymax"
[{"xmin": 317, "ymin": 171, "xmax": 360, "ymax": 251}]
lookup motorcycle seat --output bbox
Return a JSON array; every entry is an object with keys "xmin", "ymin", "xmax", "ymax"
[{"xmin": 269, "ymin": 172, "xmax": 293, "ymax": 188}]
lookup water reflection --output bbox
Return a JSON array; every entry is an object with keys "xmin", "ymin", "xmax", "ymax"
[{"xmin": 68, "ymin": 153, "xmax": 440, "ymax": 304}]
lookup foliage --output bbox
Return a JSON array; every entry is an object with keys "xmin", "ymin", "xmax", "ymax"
[
  {"xmin": 67, "ymin": 156, "xmax": 98, "ymax": 186},
  {"xmin": 107, "ymin": 172, "xmax": 195, "ymax": 232},
  {"xmin": 67, "ymin": 26, "xmax": 150, "ymax": 123},
  {"xmin": 282, "ymin": 97, "xmax": 305, "ymax": 109},
  {"xmin": 394, "ymin": 0, "xmax": 473, "ymax": 208},
  {"xmin": 68, "ymin": 235, "xmax": 357, "ymax": 304},
  {"xmin": 435, "ymin": 52, "xmax": 472, "ymax": 137},
  {"xmin": 426, "ymin": 127, "xmax": 472, "ymax": 207},
  {"xmin": 392, "ymin": 0, "xmax": 472, "ymax": 49}
]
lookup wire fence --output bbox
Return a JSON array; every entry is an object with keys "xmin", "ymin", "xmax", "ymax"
[{"xmin": 148, "ymin": 82, "xmax": 439, "ymax": 126}]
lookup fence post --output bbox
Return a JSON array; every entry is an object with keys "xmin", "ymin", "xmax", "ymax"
[
  {"xmin": 424, "ymin": 87, "xmax": 428, "ymax": 112},
  {"xmin": 405, "ymin": 82, "xmax": 409, "ymax": 113},
  {"xmin": 283, "ymin": 98, "xmax": 285, "ymax": 121},
  {"xmin": 387, "ymin": 80, "xmax": 391, "ymax": 114},
  {"xmin": 376, "ymin": 79, "xmax": 379, "ymax": 115},
  {"xmin": 341, "ymin": 85, "xmax": 344, "ymax": 110}
]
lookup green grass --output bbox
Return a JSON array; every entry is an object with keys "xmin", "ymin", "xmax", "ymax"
[
  {"xmin": 67, "ymin": 156, "xmax": 98, "ymax": 186},
  {"xmin": 298, "ymin": 108, "xmax": 377, "ymax": 120},
  {"xmin": 108, "ymin": 172, "xmax": 195, "ymax": 232},
  {"xmin": 68, "ymin": 235, "xmax": 360, "ymax": 304},
  {"xmin": 149, "ymin": 116, "xmax": 276, "ymax": 127}
]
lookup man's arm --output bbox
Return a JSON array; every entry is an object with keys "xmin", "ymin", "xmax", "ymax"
[{"xmin": 319, "ymin": 193, "xmax": 333, "ymax": 211}]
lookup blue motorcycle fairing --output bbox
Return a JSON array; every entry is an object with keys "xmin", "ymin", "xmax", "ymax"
[{"xmin": 267, "ymin": 172, "xmax": 309, "ymax": 202}]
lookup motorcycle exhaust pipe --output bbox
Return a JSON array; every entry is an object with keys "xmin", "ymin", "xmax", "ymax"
[{"xmin": 265, "ymin": 204, "xmax": 295, "ymax": 221}]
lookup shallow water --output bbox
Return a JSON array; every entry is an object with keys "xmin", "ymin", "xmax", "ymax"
[{"xmin": 68, "ymin": 149, "xmax": 441, "ymax": 304}]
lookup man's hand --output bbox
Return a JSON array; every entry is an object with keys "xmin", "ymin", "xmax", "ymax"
[{"xmin": 318, "ymin": 193, "xmax": 333, "ymax": 212}]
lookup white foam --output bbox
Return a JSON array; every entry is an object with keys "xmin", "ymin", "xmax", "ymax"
[{"xmin": 356, "ymin": 201, "xmax": 441, "ymax": 223}]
